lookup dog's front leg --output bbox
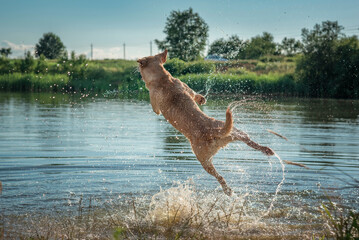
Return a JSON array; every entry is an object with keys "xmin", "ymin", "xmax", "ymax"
[
  {"xmin": 194, "ymin": 94, "xmax": 206, "ymax": 105},
  {"xmin": 149, "ymin": 90, "xmax": 161, "ymax": 115},
  {"xmin": 181, "ymin": 81, "xmax": 206, "ymax": 105}
]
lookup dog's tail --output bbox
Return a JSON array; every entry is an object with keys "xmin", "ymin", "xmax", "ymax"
[
  {"xmin": 212, "ymin": 107, "xmax": 233, "ymax": 138},
  {"xmin": 223, "ymin": 107, "xmax": 233, "ymax": 136}
]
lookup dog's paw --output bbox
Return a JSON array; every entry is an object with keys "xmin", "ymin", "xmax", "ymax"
[
  {"xmin": 262, "ymin": 147, "xmax": 275, "ymax": 156},
  {"xmin": 222, "ymin": 185, "xmax": 233, "ymax": 196},
  {"xmin": 194, "ymin": 94, "xmax": 206, "ymax": 105}
]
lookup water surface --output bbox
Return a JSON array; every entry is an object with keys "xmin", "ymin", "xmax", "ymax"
[{"xmin": 1, "ymin": 92, "xmax": 358, "ymax": 237}]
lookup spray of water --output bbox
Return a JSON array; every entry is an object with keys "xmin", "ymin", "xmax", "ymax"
[
  {"xmin": 262, "ymin": 152, "xmax": 286, "ymax": 217},
  {"xmin": 203, "ymin": 76, "xmax": 214, "ymax": 99}
]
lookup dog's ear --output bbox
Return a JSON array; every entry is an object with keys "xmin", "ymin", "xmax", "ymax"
[{"xmin": 159, "ymin": 49, "xmax": 167, "ymax": 64}]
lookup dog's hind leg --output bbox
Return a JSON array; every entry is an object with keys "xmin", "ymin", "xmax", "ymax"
[
  {"xmin": 200, "ymin": 158, "xmax": 232, "ymax": 196},
  {"xmin": 231, "ymin": 128, "xmax": 274, "ymax": 156},
  {"xmin": 191, "ymin": 141, "xmax": 233, "ymax": 196}
]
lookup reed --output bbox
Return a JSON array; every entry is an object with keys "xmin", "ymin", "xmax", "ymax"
[{"xmin": 0, "ymin": 73, "xmax": 69, "ymax": 92}]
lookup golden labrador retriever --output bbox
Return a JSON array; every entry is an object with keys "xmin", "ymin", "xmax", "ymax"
[{"xmin": 137, "ymin": 50, "xmax": 274, "ymax": 196}]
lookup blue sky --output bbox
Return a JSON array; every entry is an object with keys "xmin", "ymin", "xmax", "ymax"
[{"xmin": 1, "ymin": 0, "xmax": 358, "ymax": 59}]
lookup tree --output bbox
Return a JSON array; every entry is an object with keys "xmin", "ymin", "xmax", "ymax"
[
  {"xmin": 296, "ymin": 20, "xmax": 359, "ymax": 98},
  {"xmin": 0, "ymin": 48, "xmax": 12, "ymax": 57},
  {"xmin": 155, "ymin": 8, "xmax": 209, "ymax": 61},
  {"xmin": 208, "ymin": 35, "xmax": 246, "ymax": 60},
  {"xmin": 279, "ymin": 37, "xmax": 302, "ymax": 56},
  {"xmin": 35, "ymin": 32, "xmax": 65, "ymax": 59},
  {"xmin": 57, "ymin": 51, "xmax": 88, "ymax": 80},
  {"xmin": 34, "ymin": 54, "xmax": 48, "ymax": 74},
  {"xmin": 244, "ymin": 32, "xmax": 276, "ymax": 59},
  {"xmin": 333, "ymin": 36, "xmax": 359, "ymax": 98},
  {"xmin": 19, "ymin": 51, "xmax": 35, "ymax": 73}
]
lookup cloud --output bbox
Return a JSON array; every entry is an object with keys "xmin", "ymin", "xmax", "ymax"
[{"xmin": 1, "ymin": 40, "xmax": 35, "ymax": 58}]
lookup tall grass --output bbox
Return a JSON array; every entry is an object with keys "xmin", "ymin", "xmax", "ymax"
[
  {"xmin": 0, "ymin": 57, "xmax": 306, "ymax": 96},
  {"xmin": 180, "ymin": 73, "xmax": 305, "ymax": 96},
  {"xmin": 0, "ymin": 73, "xmax": 69, "ymax": 92}
]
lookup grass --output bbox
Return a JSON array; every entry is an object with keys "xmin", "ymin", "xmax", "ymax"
[
  {"xmin": 0, "ymin": 57, "xmax": 305, "ymax": 96},
  {"xmin": 321, "ymin": 198, "xmax": 359, "ymax": 239},
  {"xmin": 0, "ymin": 73, "xmax": 69, "ymax": 92},
  {"xmin": 180, "ymin": 72, "xmax": 304, "ymax": 96}
]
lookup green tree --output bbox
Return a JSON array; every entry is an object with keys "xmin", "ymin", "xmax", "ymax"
[
  {"xmin": 35, "ymin": 32, "xmax": 65, "ymax": 59},
  {"xmin": 19, "ymin": 51, "xmax": 35, "ymax": 73},
  {"xmin": 0, "ymin": 48, "xmax": 12, "ymax": 57},
  {"xmin": 34, "ymin": 54, "xmax": 48, "ymax": 74},
  {"xmin": 296, "ymin": 20, "xmax": 359, "ymax": 98},
  {"xmin": 208, "ymin": 35, "xmax": 246, "ymax": 60},
  {"xmin": 155, "ymin": 8, "xmax": 209, "ymax": 61},
  {"xmin": 333, "ymin": 36, "xmax": 359, "ymax": 98},
  {"xmin": 0, "ymin": 56, "xmax": 15, "ymax": 74},
  {"xmin": 279, "ymin": 37, "xmax": 302, "ymax": 56},
  {"xmin": 57, "ymin": 51, "xmax": 88, "ymax": 80},
  {"xmin": 244, "ymin": 32, "xmax": 276, "ymax": 59}
]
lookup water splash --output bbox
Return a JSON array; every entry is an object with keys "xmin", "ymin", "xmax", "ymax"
[
  {"xmin": 147, "ymin": 180, "xmax": 197, "ymax": 225},
  {"xmin": 262, "ymin": 151, "xmax": 286, "ymax": 217},
  {"xmin": 203, "ymin": 76, "xmax": 214, "ymax": 99},
  {"xmin": 146, "ymin": 180, "xmax": 252, "ymax": 229}
]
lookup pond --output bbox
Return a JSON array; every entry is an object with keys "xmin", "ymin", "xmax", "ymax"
[{"xmin": 0, "ymin": 92, "xmax": 358, "ymax": 238}]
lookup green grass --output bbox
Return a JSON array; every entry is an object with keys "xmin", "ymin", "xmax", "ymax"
[
  {"xmin": 0, "ymin": 73, "xmax": 69, "ymax": 92},
  {"xmin": 180, "ymin": 72, "xmax": 304, "ymax": 96},
  {"xmin": 0, "ymin": 56, "xmax": 306, "ymax": 96}
]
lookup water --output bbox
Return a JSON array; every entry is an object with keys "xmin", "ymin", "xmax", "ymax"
[{"xmin": 1, "ymin": 92, "xmax": 359, "ymax": 238}]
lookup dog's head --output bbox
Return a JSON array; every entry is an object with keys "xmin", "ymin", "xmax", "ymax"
[{"xmin": 137, "ymin": 50, "xmax": 167, "ymax": 83}]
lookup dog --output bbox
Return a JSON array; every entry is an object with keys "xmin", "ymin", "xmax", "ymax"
[{"xmin": 137, "ymin": 50, "xmax": 274, "ymax": 196}]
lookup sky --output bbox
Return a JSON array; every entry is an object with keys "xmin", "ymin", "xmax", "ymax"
[{"xmin": 1, "ymin": 0, "xmax": 358, "ymax": 60}]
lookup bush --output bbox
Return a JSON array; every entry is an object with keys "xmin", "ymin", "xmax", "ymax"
[
  {"xmin": 182, "ymin": 60, "xmax": 215, "ymax": 75},
  {"xmin": 179, "ymin": 73, "xmax": 299, "ymax": 96},
  {"xmin": 0, "ymin": 56, "xmax": 16, "ymax": 74},
  {"xmin": 164, "ymin": 58, "xmax": 215, "ymax": 76},
  {"xmin": 164, "ymin": 58, "xmax": 187, "ymax": 76},
  {"xmin": 34, "ymin": 54, "xmax": 48, "ymax": 74},
  {"xmin": 0, "ymin": 73, "xmax": 68, "ymax": 92}
]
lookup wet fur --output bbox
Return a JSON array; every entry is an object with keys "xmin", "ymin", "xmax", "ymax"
[{"xmin": 137, "ymin": 50, "xmax": 274, "ymax": 196}]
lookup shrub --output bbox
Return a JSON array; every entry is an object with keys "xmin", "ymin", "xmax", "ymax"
[
  {"xmin": 0, "ymin": 73, "xmax": 68, "ymax": 92},
  {"xmin": 164, "ymin": 58, "xmax": 187, "ymax": 76},
  {"xmin": 179, "ymin": 72, "xmax": 299, "ymax": 96},
  {"xmin": 182, "ymin": 60, "xmax": 215, "ymax": 75},
  {"xmin": 164, "ymin": 59, "xmax": 215, "ymax": 76}
]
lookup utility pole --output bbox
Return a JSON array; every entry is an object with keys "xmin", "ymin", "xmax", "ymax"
[
  {"xmin": 123, "ymin": 43, "xmax": 126, "ymax": 59},
  {"xmin": 150, "ymin": 41, "xmax": 152, "ymax": 56},
  {"xmin": 91, "ymin": 43, "xmax": 93, "ymax": 60}
]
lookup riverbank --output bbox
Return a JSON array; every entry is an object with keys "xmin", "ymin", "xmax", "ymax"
[
  {"xmin": 0, "ymin": 57, "xmax": 303, "ymax": 96},
  {"xmin": 0, "ymin": 56, "xmax": 356, "ymax": 98}
]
